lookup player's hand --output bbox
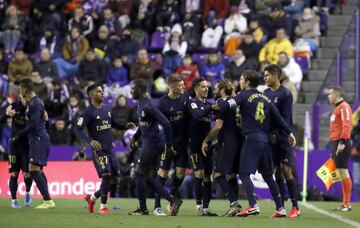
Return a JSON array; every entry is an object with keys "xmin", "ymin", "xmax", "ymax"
[
  {"xmin": 10, "ymin": 135, "xmax": 19, "ymax": 143},
  {"xmin": 336, "ymin": 143, "xmax": 346, "ymax": 156},
  {"xmin": 44, "ymin": 111, "xmax": 49, "ymax": 121},
  {"xmin": 288, "ymin": 133, "xmax": 296, "ymax": 147},
  {"xmin": 126, "ymin": 122, "xmax": 136, "ymax": 129},
  {"xmin": 130, "ymin": 139, "xmax": 138, "ymax": 152},
  {"xmin": 201, "ymin": 141, "xmax": 208, "ymax": 157},
  {"xmin": 5, "ymin": 105, "xmax": 16, "ymax": 117},
  {"xmin": 212, "ymin": 103, "xmax": 220, "ymax": 111},
  {"xmin": 90, "ymin": 140, "xmax": 102, "ymax": 151},
  {"xmin": 165, "ymin": 144, "xmax": 177, "ymax": 155}
]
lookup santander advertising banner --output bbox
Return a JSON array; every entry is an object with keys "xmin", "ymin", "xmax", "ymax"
[{"xmin": 0, "ymin": 161, "xmax": 101, "ymax": 198}]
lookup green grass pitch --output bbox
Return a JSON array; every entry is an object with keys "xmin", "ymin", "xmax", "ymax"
[{"xmin": 0, "ymin": 198, "xmax": 359, "ymax": 228}]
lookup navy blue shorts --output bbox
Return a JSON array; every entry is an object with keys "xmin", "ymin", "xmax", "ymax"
[
  {"xmin": 137, "ymin": 140, "xmax": 164, "ymax": 174},
  {"xmin": 240, "ymin": 137, "xmax": 273, "ymax": 175},
  {"xmin": 159, "ymin": 144, "xmax": 188, "ymax": 170},
  {"xmin": 92, "ymin": 150, "xmax": 120, "ymax": 178},
  {"xmin": 189, "ymin": 137, "xmax": 213, "ymax": 176},
  {"xmin": 28, "ymin": 134, "xmax": 50, "ymax": 167},
  {"xmin": 8, "ymin": 139, "xmax": 29, "ymax": 173},
  {"xmin": 271, "ymin": 136, "xmax": 295, "ymax": 168},
  {"xmin": 215, "ymin": 139, "xmax": 241, "ymax": 175}
]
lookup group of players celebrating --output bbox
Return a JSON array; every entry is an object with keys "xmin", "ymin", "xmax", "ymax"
[{"xmin": 8, "ymin": 64, "xmax": 301, "ymax": 218}]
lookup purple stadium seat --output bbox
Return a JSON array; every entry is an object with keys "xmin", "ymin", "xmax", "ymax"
[
  {"xmin": 150, "ymin": 32, "xmax": 166, "ymax": 50},
  {"xmin": 294, "ymin": 56, "xmax": 310, "ymax": 75},
  {"xmin": 192, "ymin": 53, "xmax": 206, "ymax": 65}
]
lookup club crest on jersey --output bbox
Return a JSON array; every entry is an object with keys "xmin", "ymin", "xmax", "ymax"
[
  {"xmin": 108, "ymin": 112, "xmax": 111, "ymax": 118},
  {"xmin": 274, "ymin": 97, "xmax": 278, "ymax": 103},
  {"xmin": 96, "ymin": 115, "xmax": 100, "ymax": 119},
  {"xmin": 141, "ymin": 111, "xmax": 145, "ymax": 117},
  {"xmin": 191, "ymin": 103, "xmax": 198, "ymax": 109}
]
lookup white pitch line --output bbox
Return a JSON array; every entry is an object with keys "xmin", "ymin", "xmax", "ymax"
[{"xmin": 300, "ymin": 202, "xmax": 360, "ymax": 228}]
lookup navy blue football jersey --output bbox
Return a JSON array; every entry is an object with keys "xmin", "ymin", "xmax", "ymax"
[
  {"xmin": 187, "ymin": 98, "xmax": 213, "ymax": 138},
  {"xmin": 219, "ymin": 89, "xmax": 292, "ymax": 142},
  {"xmin": 158, "ymin": 93, "xmax": 190, "ymax": 146}
]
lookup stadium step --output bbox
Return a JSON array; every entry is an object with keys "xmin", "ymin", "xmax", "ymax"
[
  {"xmin": 317, "ymin": 48, "xmax": 338, "ymax": 59},
  {"xmin": 328, "ymin": 15, "xmax": 353, "ymax": 26},
  {"xmin": 326, "ymin": 26, "xmax": 348, "ymax": 37},
  {"xmin": 320, "ymin": 37, "xmax": 343, "ymax": 48},
  {"xmin": 307, "ymin": 70, "xmax": 328, "ymax": 81}
]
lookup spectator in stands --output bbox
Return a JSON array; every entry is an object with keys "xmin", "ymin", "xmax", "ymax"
[
  {"xmin": 225, "ymin": 48, "xmax": 257, "ymax": 86},
  {"xmin": 283, "ymin": 0, "xmax": 304, "ymax": 22},
  {"xmin": 254, "ymin": 0, "xmax": 282, "ymax": 14},
  {"xmin": 176, "ymin": 54, "xmax": 199, "ymax": 90},
  {"xmin": 0, "ymin": 117, "xmax": 11, "ymax": 160},
  {"xmin": 131, "ymin": 0, "xmax": 157, "ymax": 35},
  {"xmin": 294, "ymin": 7, "xmax": 321, "ymax": 54},
  {"xmin": 83, "ymin": 0, "xmax": 109, "ymax": 15},
  {"xmin": 259, "ymin": 28, "xmax": 293, "ymax": 64},
  {"xmin": 30, "ymin": 70, "xmax": 48, "ymax": 102},
  {"xmin": 203, "ymin": 0, "xmax": 230, "ymax": 28},
  {"xmin": 201, "ymin": 25, "xmax": 223, "ymax": 49},
  {"xmin": 239, "ymin": 32, "xmax": 260, "ymax": 62},
  {"xmin": 92, "ymin": 25, "xmax": 116, "ymax": 62},
  {"xmin": 49, "ymin": 118, "xmax": 72, "ymax": 145},
  {"xmin": 0, "ymin": 50, "xmax": 9, "ymax": 74},
  {"xmin": 32, "ymin": 0, "xmax": 68, "ymax": 31},
  {"xmin": 7, "ymin": 48, "xmax": 33, "ymax": 83},
  {"xmin": 77, "ymin": 48, "xmax": 107, "ymax": 85},
  {"xmin": 202, "ymin": 51, "xmax": 225, "ymax": 86},
  {"xmin": 0, "ymin": 0, "xmax": 8, "ymax": 23},
  {"xmin": 111, "ymin": 95, "xmax": 136, "ymax": 142},
  {"xmin": 67, "ymin": 93, "xmax": 85, "ymax": 124},
  {"xmin": 162, "ymin": 23, "xmax": 188, "ymax": 76},
  {"xmin": 68, "ymin": 6, "xmax": 94, "ymax": 39},
  {"xmin": 11, "ymin": 0, "xmax": 31, "ymax": 16},
  {"xmin": 107, "ymin": 0, "xmax": 133, "ymax": 30},
  {"xmin": 223, "ymin": 5, "xmax": 247, "ymax": 55},
  {"xmin": 280, "ymin": 73, "xmax": 298, "ymax": 104},
  {"xmin": 101, "ymin": 7, "xmax": 122, "ymax": 40},
  {"xmin": 107, "ymin": 56, "xmax": 128, "ymax": 86},
  {"xmin": 1, "ymin": 4, "xmax": 26, "ymax": 54},
  {"xmin": 247, "ymin": 18, "xmax": 264, "ymax": 44},
  {"xmin": 262, "ymin": 4, "xmax": 293, "ymax": 40},
  {"xmin": 278, "ymin": 51, "xmax": 303, "ymax": 90},
  {"xmin": 230, "ymin": 0, "xmax": 253, "ymax": 16},
  {"xmin": 38, "ymin": 25, "xmax": 61, "ymax": 59},
  {"xmin": 26, "ymin": 6, "xmax": 54, "ymax": 53},
  {"xmin": 155, "ymin": 0, "xmax": 179, "ymax": 32},
  {"xmin": 54, "ymin": 26, "xmax": 89, "ymax": 78},
  {"xmin": 45, "ymin": 77, "xmax": 69, "ymax": 119},
  {"xmin": 116, "ymin": 28, "xmax": 141, "ymax": 65},
  {"xmin": 163, "ymin": 24, "xmax": 188, "ymax": 58},
  {"xmin": 130, "ymin": 48, "xmax": 155, "ymax": 86},
  {"xmin": 179, "ymin": 0, "xmax": 204, "ymax": 33},
  {"xmin": 36, "ymin": 48, "xmax": 59, "ymax": 80}
]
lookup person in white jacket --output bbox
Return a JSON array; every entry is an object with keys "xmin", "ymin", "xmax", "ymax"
[
  {"xmin": 278, "ymin": 52, "xmax": 303, "ymax": 90},
  {"xmin": 162, "ymin": 23, "xmax": 188, "ymax": 58},
  {"xmin": 224, "ymin": 6, "xmax": 247, "ymax": 39}
]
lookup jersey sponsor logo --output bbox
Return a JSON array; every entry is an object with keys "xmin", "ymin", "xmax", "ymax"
[
  {"xmin": 330, "ymin": 114, "xmax": 336, "ymax": 122},
  {"xmin": 77, "ymin": 117, "xmax": 84, "ymax": 126},
  {"xmin": 191, "ymin": 103, "xmax": 198, "ymax": 109}
]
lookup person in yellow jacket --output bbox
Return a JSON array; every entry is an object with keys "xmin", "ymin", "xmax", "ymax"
[{"xmin": 259, "ymin": 28, "xmax": 293, "ymax": 64}]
